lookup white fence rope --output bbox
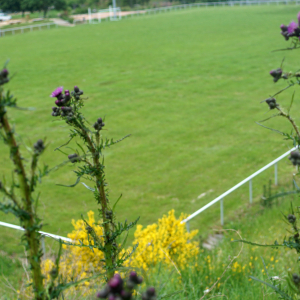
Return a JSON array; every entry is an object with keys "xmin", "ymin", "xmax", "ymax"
[{"xmin": 181, "ymin": 147, "xmax": 297, "ymax": 230}]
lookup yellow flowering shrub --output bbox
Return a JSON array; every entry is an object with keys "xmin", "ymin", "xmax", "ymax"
[
  {"xmin": 41, "ymin": 211, "xmax": 105, "ymax": 295},
  {"xmin": 41, "ymin": 210, "xmax": 199, "ymax": 295},
  {"xmin": 61, "ymin": 210, "xmax": 105, "ymax": 276},
  {"xmin": 125, "ymin": 210, "xmax": 199, "ymax": 270}
]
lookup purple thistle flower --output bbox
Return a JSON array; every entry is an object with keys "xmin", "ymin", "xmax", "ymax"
[
  {"xmin": 298, "ymin": 12, "xmax": 300, "ymax": 26},
  {"xmin": 50, "ymin": 87, "xmax": 63, "ymax": 98},
  {"xmin": 288, "ymin": 21, "xmax": 298, "ymax": 34}
]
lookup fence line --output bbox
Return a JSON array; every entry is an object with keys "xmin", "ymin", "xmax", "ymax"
[
  {"xmin": 0, "ymin": 221, "xmax": 72, "ymax": 255},
  {"xmin": 181, "ymin": 147, "xmax": 297, "ymax": 231},
  {"xmin": 0, "ymin": 22, "xmax": 58, "ymax": 37}
]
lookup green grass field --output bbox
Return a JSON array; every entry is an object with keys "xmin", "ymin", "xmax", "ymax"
[{"xmin": 1, "ymin": 4, "xmax": 300, "ymax": 298}]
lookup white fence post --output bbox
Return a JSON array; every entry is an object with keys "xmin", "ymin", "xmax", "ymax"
[
  {"xmin": 249, "ymin": 179, "xmax": 253, "ymax": 203},
  {"xmin": 220, "ymin": 198, "xmax": 224, "ymax": 225},
  {"xmin": 41, "ymin": 236, "xmax": 46, "ymax": 258},
  {"xmin": 275, "ymin": 163, "xmax": 278, "ymax": 186},
  {"xmin": 186, "ymin": 221, "xmax": 190, "ymax": 232}
]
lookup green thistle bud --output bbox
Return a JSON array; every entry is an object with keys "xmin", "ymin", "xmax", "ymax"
[
  {"xmin": 50, "ymin": 268, "xmax": 58, "ymax": 278},
  {"xmin": 288, "ymin": 214, "xmax": 296, "ymax": 224},
  {"xmin": 85, "ymin": 225, "xmax": 93, "ymax": 233},
  {"xmin": 293, "ymin": 273, "xmax": 300, "ymax": 284},
  {"xmin": 68, "ymin": 153, "xmax": 80, "ymax": 163},
  {"xmin": 34, "ymin": 139, "xmax": 45, "ymax": 154}
]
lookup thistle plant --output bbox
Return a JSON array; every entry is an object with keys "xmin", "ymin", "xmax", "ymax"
[
  {"xmin": 235, "ymin": 11, "xmax": 300, "ymax": 300},
  {"xmin": 0, "ymin": 65, "xmax": 48, "ymax": 299},
  {"xmin": 50, "ymin": 85, "xmax": 138, "ymax": 281}
]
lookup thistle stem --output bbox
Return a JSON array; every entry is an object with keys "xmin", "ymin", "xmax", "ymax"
[
  {"xmin": 0, "ymin": 95, "xmax": 45, "ymax": 299},
  {"xmin": 80, "ymin": 126, "xmax": 115, "ymax": 280},
  {"xmin": 276, "ymin": 106, "xmax": 300, "ymax": 141}
]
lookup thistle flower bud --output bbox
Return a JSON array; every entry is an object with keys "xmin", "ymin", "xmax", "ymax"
[
  {"xmin": 270, "ymin": 68, "xmax": 282, "ymax": 82},
  {"xmin": 281, "ymin": 30, "xmax": 290, "ymax": 41},
  {"xmin": 34, "ymin": 139, "xmax": 45, "ymax": 154},
  {"xmin": 293, "ymin": 273, "xmax": 300, "ymax": 284},
  {"xmin": 288, "ymin": 214, "xmax": 296, "ymax": 224},
  {"xmin": 289, "ymin": 151, "xmax": 300, "ymax": 166},
  {"xmin": 50, "ymin": 268, "xmax": 58, "ymax": 278},
  {"xmin": 55, "ymin": 99, "xmax": 64, "ymax": 107},
  {"xmin": 61, "ymin": 106, "xmax": 73, "ymax": 117},
  {"xmin": 64, "ymin": 94, "xmax": 71, "ymax": 102},
  {"xmin": 68, "ymin": 153, "xmax": 80, "ymax": 163},
  {"xmin": 85, "ymin": 225, "xmax": 93, "ymax": 233},
  {"xmin": 146, "ymin": 287, "xmax": 156, "ymax": 297},
  {"xmin": 94, "ymin": 117, "xmax": 105, "ymax": 131},
  {"xmin": 109, "ymin": 274, "xmax": 123, "ymax": 293},
  {"xmin": 121, "ymin": 290, "xmax": 132, "ymax": 300},
  {"xmin": 0, "ymin": 69, "xmax": 8, "ymax": 78},
  {"xmin": 129, "ymin": 271, "xmax": 143, "ymax": 284},
  {"xmin": 280, "ymin": 24, "xmax": 288, "ymax": 32},
  {"xmin": 0, "ymin": 68, "xmax": 9, "ymax": 85},
  {"xmin": 265, "ymin": 98, "xmax": 278, "ymax": 110},
  {"xmin": 74, "ymin": 86, "xmax": 80, "ymax": 93},
  {"xmin": 105, "ymin": 210, "xmax": 113, "ymax": 219}
]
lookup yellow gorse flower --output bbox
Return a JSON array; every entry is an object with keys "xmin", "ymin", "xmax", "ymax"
[
  {"xmin": 41, "ymin": 210, "xmax": 199, "ymax": 295},
  {"xmin": 124, "ymin": 210, "xmax": 199, "ymax": 270}
]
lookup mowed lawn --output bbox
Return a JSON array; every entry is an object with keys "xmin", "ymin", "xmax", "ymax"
[{"xmin": 0, "ymin": 4, "xmax": 300, "ymax": 256}]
